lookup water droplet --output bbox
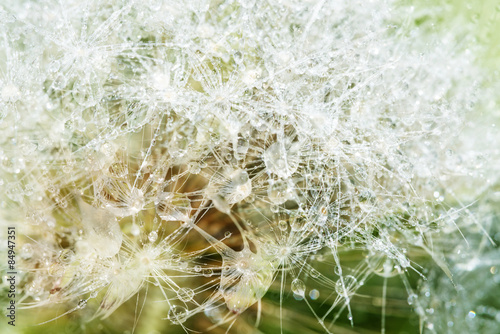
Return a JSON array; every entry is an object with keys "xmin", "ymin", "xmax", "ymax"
[
  {"xmin": 177, "ymin": 288, "xmax": 194, "ymax": 302},
  {"xmin": 131, "ymin": 224, "xmax": 140, "ymax": 236},
  {"xmin": 189, "ymin": 163, "xmax": 201, "ymax": 174},
  {"xmin": 77, "ymin": 299, "xmax": 87, "ymax": 309},
  {"xmin": 21, "ymin": 243, "xmax": 33, "ymax": 259},
  {"xmin": 268, "ymin": 179, "xmax": 294, "ymax": 204},
  {"xmin": 234, "ymin": 137, "xmax": 249, "ymax": 159},
  {"xmin": 278, "ymin": 220, "xmax": 288, "ymax": 231},
  {"xmin": 127, "ymin": 187, "xmax": 145, "ymax": 214},
  {"xmin": 263, "ymin": 142, "xmax": 300, "ymax": 178},
  {"xmin": 211, "ymin": 194, "xmax": 230, "ymax": 214},
  {"xmin": 314, "ymin": 205, "xmax": 328, "ymax": 226},
  {"xmin": 203, "ymin": 269, "xmax": 213, "ymax": 277},
  {"xmin": 167, "ymin": 305, "xmax": 188, "ymax": 324},
  {"xmin": 291, "ymin": 278, "xmax": 305, "ymax": 296},
  {"xmin": 225, "ymin": 169, "xmax": 252, "ymax": 203},
  {"xmin": 224, "ymin": 231, "xmax": 232, "ymax": 238},
  {"xmin": 310, "ymin": 269, "xmax": 320, "ymax": 279},
  {"xmin": 233, "ymin": 51, "xmax": 243, "ymax": 63},
  {"xmin": 407, "ymin": 293, "xmax": 417, "ymax": 305},
  {"xmin": 334, "ymin": 266, "xmax": 342, "ymax": 276},
  {"xmin": 59, "ymin": 250, "xmax": 74, "ymax": 264},
  {"xmin": 148, "ymin": 231, "xmax": 158, "ymax": 243},
  {"xmin": 290, "ymin": 217, "xmax": 305, "ymax": 231},
  {"xmin": 78, "ymin": 199, "xmax": 122, "ymax": 258}
]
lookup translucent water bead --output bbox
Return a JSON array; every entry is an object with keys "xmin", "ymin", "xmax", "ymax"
[
  {"xmin": 291, "ymin": 278, "xmax": 306, "ymax": 297},
  {"xmin": 225, "ymin": 169, "xmax": 252, "ymax": 203},
  {"xmin": 263, "ymin": 141, "xmax": 300, "ymax": 178},
  {"xmin": 167, "ymin": 305, "xmax": 188, "ymax": 324}
]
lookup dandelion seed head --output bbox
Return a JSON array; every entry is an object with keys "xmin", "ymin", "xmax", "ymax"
[{"xmin": 1, "ymin": 0, "xmax": 498, "ymax": 332}]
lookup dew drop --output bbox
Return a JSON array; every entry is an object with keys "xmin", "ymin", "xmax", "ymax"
[
  {"xmin": 167, "ymin": 305, "xmax": 188, "ymax": 324},
  {"xmin": 225, "ymin": 169, "xmax": 252, "ymax": 203},
  {"xmin": 263, "ymin": 142, "xmax": 299, "ymax": 178},
  {"xmin": 148, "ymin": 231, "xmax": 158, "ymax": 243},
  {"xmin": 268, "ymin": 179, "xmax": 294, "ymax": 204},
  {"xmin": 78, "ymin": 199, "xmax": 122, "ymax": 258},
  {"xmin": 77, "ymin": 299, "xmax": 87, "ymax": 309},
  {"xmin": 131, "ymin": 224, "xmax": 140, "ymax": 236},
  {"xmin": 211, "ymin": 194, "xmax": 230, "ymax": 214},
  {"xmin": 278, "ymin": 220, "xmax": 288, "ymax": 231},
  {"xmin": 407, "ymin": 293, "xmax": 418, "ymax": 305},
  {"xmin": 21, "ymin": 243, "xmax": 34, "ymax": 260},
  {"xmin": 234, "ymin": 137, "xmax": 249, "ymax": 159},
  {"xmin": 177, "ymin": 288, "xmax": 195, "ymax": 302},
  {"xmin": 310, "ymin": 269, "xmax": 320, "ymax": 279},
  {"xmin": 291, "ymin": 278, "xmax": 306, "ymax": 296},
  {"xmin": 290, "ymin": 218, "xmax": 305, "ymax": 231},
  {"xmin": 233, "ymin": 51, "xmax": 243, "ymax": 63},
  {"xmin": 189, "ymin": 162, "xmax": 201, "ymax": 174},
  {"xmin": 334, "ymin": 265, "xmax": 342, "ymax": 276}
]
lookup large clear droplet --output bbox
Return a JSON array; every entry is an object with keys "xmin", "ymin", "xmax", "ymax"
[
  {"xmin": 291, "ymin": 278, "xmax": 306, "ymax": 296},
  {"xmin": 225, "ymin": 169, "xmax": 252, "ymax": 204},
  {"xmin": 268, "ymin": 179, "xmax": 294, "ymax": 204},
  {"xmin": 177, "ymin": 288, "xmax": 194, "ymax": 302},
  {"xmin": 78, "ymin": 198, "xmax": 122, "ymax": 258},
  {"xmin": 263, "ymin": 142, "xmax": 300, "ymax": 178},
  {"xmin": 130, "ymin": 224, "xmax": 140, "ymax": 236},
  {"xmin": 278, "ymin": 220, "xmax": 288, "ymax": 231},
  {"xmin": 167, "ymin": 305, "xmax": 188, "ymax": 324},
  {"xmin": 77, "ymin": 299, "xmax": 87, "ymax": 309},
  {"xmin": 234, "ymin": 137, "xmax": 249, "ymax": 160},
  {"xmin": 127, "ymin": 187, "xmax": 145, "ymax": 214},
  {"xmin": 148, "ymin": 231, "xmax": 158, "ymax": 243},
  {"xmin": 211, "ymin": 194, "xmax": 230, "ymax": 214}
]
